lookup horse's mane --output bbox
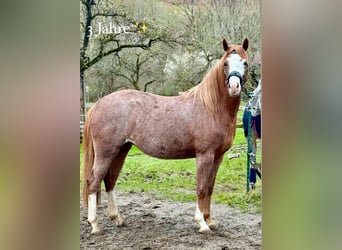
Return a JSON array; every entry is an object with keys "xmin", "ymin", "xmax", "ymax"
[
  {"xmin": 183, "ymin": 45, "xmax": 247, "ymax": 116},
  {"xmin": 183, "ymin": 61, "xmax": 225, "ymax": 115}
]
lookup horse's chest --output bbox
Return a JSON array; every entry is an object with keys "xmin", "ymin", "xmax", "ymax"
[
  {"xmin": 218, "ymin": 129, "xmax": 235, "ymax": 149},
  {"xmin": 216, "ymin": 122, "xmax": 236, "ymax": 152},
  {"xmin": 194, "ymin": 121, "xmax": 235, "ymax": 153}
]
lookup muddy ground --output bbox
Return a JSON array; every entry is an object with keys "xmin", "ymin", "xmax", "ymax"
[{"xmin": 80, "ymin": 190, "xmax": 261, "ymax": 250}]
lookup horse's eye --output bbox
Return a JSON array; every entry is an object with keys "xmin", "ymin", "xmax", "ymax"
[
  {"xmin": 224, "ymin": 62, "xmax": 228, "ymax": 66},
  {"xmin": 244, "ymin": 61, "xmax": 248, "ymax": 67}
]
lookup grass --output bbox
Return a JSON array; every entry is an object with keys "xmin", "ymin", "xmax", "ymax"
[{"xmin": 80, "ymin": 109, "xmax": 261, "ymax": 213}]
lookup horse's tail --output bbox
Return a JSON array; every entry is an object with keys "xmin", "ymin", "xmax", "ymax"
[{"xmin": 82, "ymin": 105, "xmax": 101, "ymax": 207}]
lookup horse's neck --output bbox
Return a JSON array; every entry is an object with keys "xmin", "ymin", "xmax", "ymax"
[
  {"xmin": 214, "ymin": 85, "xmax": 241, "ymax": 120},
  {"xmin": 225, "ymin": 96, "xmax": 241, "ymax": 119}
]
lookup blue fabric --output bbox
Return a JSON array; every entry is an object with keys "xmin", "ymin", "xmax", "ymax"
[
  {"xmin": 252, "ymin": 114, "xmax": 261, "ymax": 139},
  {"xmin": 243, "ymin": 110, "xmax": 261, "ymax": 139},
  {"xmin": 243, "ymin": 109, "xmax": 250, "ymax": 137},
  {"xmin": 250, "ymin": 168, "xmax": 257, "ymax": 184}
]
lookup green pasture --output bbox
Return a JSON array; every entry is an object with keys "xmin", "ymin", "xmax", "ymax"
[{"xmin": 80, "ymin": 108, "xmax": 261, "ymax": 213}]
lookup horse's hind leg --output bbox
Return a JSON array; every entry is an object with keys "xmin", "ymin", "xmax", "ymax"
[
  {"xmin": 88, "ymin": 156, "xmax": 114, "ymax": 234},
  {"xmin": 88, "ymin": 192, "xmax": 101, "ymax": 234},
  {"xmin": 106, "ymin": 190, "xmax": 123, "ymax": 226},
  {"xmin": 104, "ymin": 143, "xmax": 132, "ymax": 227}
]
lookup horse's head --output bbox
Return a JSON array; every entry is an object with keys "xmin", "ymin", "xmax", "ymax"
[{"xmin": 222, "ymin": 38, "xmax": 249, "ymax": 97}]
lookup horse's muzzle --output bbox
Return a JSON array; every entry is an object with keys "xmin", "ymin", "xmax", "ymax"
[
  {"xmin": 226, "ymin": 71, "xmax": 243, "ymax": 86},
  {"xmin": 226, "ymin": 71, "xmax": 243, "ymax": 96}
]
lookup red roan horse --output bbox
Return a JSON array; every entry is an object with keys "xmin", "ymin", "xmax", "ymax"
[{"xmin": 83, "ymin": 38, "xmax": 249, "ymax": 234}]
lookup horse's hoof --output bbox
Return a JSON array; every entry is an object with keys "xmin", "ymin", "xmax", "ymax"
[
  {"xmin": 199, "ymin": 227, "xmax": 212, "ymax": 234},
  {"xmin": 206, "ymin": 218, "xmax": 218, "ymax": 230},
  {"xmin": 116, "ymin": 220, "xmax": 126, "ymax": 227},
  {"xmin": 90, "ymin": 222, "xmax": 101, "ymax": 234},
  {"xmin": 111, "ymin": 215, "xmax": 126, "ymax": 227},
  {"xmin": 208, "ymin": 223, "xmax": 218, "ymax": 231},
  {"xmin": 90, "ymin": 228, "xmax": 101, "ymax": 234}
]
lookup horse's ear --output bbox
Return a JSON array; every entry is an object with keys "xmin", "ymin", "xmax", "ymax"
[
  {"xmin": 223, "ymin": 39, "xmax": 229, "ymax": 51},
  {"xmin": 242, "ymin": 38, "xmax": 249, "ymax": 51}
]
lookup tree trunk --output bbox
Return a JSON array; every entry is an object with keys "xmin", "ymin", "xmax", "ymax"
[{"xmin": 80, "ymin": 0, "xmax": 93, "ymax": 122}]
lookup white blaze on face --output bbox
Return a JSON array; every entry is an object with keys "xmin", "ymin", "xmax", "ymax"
[{"xmin": 226, "ymin": 53, "xmax": 247, "ymax": 96}]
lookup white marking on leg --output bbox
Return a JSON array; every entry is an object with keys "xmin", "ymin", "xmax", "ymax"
[
  {"xmin": 194, "ymin": 204, "xmax": 210, "ymax": 233},
  {"xmin": 107, "ymin": 190, "xmax": 124, "ymax": 226},
  {"xmin": 88, "ymin": 193, "xmax": 100, "ymax": 234}
]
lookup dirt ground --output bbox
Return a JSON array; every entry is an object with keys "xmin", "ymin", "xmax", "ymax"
[{"xmin": 80, "ymin": 190, "xmax": 261, "ymax": 250}]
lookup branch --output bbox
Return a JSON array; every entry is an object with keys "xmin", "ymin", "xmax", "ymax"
[
  {"xmin": 97, "ymin": 35, "xmax": 121, "ymax": 57},
  {"xmin": 81, "ymin": 43, "xmax": 150, "ymax": 71},
  {"xmin": 148, "ymin": 37, "xmax": 163, "ymax": 47},
  {"xmin": 92, "ymin": 12, "xmax": 126, "ymax": 19},
  {"xmin": 143, "ymin": 80, "xmax": 155, "ymax": 92},
  {"xmin": 113, "ymin": 85, "xmax": 129, "ymax": 91},
  {"xmin": 114, "ymin": 73, "xmax": 131, "ymax": 82},
  {"xmin": 80, "ymin": 21, "xmax": 85, "ymax": 29}
]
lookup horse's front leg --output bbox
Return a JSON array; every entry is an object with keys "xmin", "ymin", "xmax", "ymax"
[
  {"xmin": 204, "ymin": 154, "xmax": 224, "ymax": 230},
  {"xmin": 194, "ymin": 152, "xmax": 215, "ymax": 233}
]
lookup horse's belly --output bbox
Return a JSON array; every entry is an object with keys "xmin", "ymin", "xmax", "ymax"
[
  {"xmin": 131, "ymin": 137, "xmax": 196, "ymax": 160},
  {"xmin": 142, "ymin": 148, "xmax": 196, "ymax": 159}
]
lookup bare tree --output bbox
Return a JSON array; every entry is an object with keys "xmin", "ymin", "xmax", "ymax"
[
  {"xmin": 80, "ymin": 0, "xmax": 261, "ymax": 105},
  {"xmin": 113, "ymin": 51, "xmax": 159, "ymax": 91},
  {"xmin": 80, "ymin": 0, "xmax": 162, "ymax": 120}
]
